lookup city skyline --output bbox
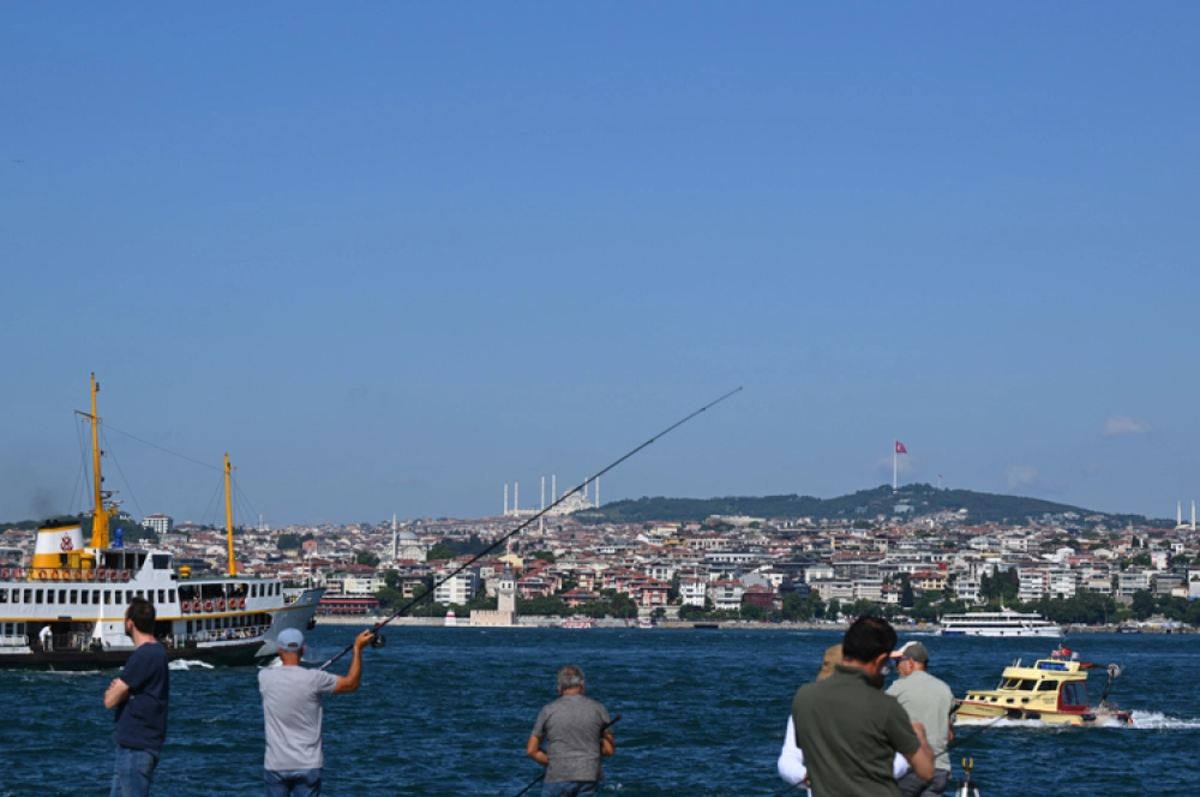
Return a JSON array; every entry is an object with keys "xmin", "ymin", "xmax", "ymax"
[{"xmin": 3, "ymin": 4, "xmax": 1198, "ymax": 525}]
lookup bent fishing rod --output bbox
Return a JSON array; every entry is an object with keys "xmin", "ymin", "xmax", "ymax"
[{"xmin": 320, "ymin": 386, "xmax": 743, "ymax": 669}]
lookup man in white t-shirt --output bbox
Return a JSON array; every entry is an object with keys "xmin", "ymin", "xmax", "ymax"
[
  {"xmin": 39, "ymin": 624, "xmax": 52, "ymax": 652},
  {"xmin": 258, "ymin": 628, "xmax": 374, "ymax": 797}
]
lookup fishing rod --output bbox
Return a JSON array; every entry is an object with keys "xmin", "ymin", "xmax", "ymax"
[
  {"xmin": 515, "ymin": 714, "xmax": 623, "ymax": 797},
  {"xmin": 319, "ymin": 387, "xmax": 743, "ymax": 669}
]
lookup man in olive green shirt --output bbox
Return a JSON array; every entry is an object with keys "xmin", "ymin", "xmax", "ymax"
[{"xmin": 792, "ymin": 616, "xmax": 935, "ymax": 797}]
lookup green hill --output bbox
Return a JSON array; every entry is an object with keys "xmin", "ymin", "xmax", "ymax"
[{"xmin": 577, "ymin": 483, "xmax": 1164, "ymax": 527}]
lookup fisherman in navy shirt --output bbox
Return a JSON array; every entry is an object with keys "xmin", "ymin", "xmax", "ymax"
[{"xmin": 104, "ymin": 597, "xmax": 169, "ymax": 797}]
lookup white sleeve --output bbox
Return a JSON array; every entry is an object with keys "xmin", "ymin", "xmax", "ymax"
[
  {"xmin": 777, "ymin": 716, "xmax": 808, "ymax": 785},
  {"xmin": 892, "ymin": 751, "xmax": 910, "ymax": 780}
]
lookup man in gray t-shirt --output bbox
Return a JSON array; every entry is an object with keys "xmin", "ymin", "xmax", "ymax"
[
  {"xmin": 526, "ymin": 664, "xmax": 615, "ymax": 797},
  {"xmin": 886, "ymin": 641, "xmax": 955, "ymax": 797},
  {"xmin": 258, "ymin": 628, "xmax": 374, "ymax": 796}
]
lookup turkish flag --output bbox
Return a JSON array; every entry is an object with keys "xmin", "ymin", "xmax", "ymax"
[{"xmin": 895, "ymin": 441, "xmax": 908, "ymax": 454}]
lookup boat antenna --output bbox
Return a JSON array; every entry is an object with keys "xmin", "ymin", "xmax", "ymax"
[{"xmin": 318, "ymin": 387, "xmax": 743, "ymax": 669}]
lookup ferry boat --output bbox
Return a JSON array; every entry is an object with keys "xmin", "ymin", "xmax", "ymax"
[
  {"xmin": 0, "ymin": 375, "xmax": 323, "ymax": 670},
  {"xmin": 939, "ymin": 609, "xmax": 1064, "ymax": 637},
  {"xmin": 559, "ymin": 617, "xmax": 596, "ymax": 629},
  {"xmin": 955, "ymin": 647, "xmax": 1131, "ymax": 726}
]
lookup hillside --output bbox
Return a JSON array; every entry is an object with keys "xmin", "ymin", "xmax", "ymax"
[{"xmin": 577, "ymin": 483, "xmax": 1165, "ymax": 527}]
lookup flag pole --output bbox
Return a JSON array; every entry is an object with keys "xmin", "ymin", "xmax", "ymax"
[{"xmin": 893, "ymin": 442, "xmax": 897, "ymax": 492}]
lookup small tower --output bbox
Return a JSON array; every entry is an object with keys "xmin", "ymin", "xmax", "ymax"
[{"xmin": 497, "ymin": 565, "xmax": 517, "ymax": 615}]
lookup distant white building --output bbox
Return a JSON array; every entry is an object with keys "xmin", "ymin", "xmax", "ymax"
[
  {"xmin": 142, "ymin": 513, "xmax": 173, "ymax": 536},
  {"xmin": 434, "ymin": 566, "xmax": 480, "ymax": 606}
]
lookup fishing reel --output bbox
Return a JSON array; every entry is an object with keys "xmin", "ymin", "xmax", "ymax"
[{"xmin": 369, "ymin": 633, "xmax": 387, "ymax": 649}]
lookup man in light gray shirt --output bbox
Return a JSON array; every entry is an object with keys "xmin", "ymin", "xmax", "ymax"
[
  {"xmin": 886, "ymin": 641, "xmax": 955, "ymax": 797},
  {"xmin": 526, "ymin": 664, "xmax": 616, "ymax": 797},
  {"xmin": 259, "ymin": 628, "xmax": 374, "ymax": 797}
]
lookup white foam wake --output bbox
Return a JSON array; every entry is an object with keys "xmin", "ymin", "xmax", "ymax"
[
  {"xmin": 1125, "ymin": 710, "xmax": 1200, "ymax": 729},
  {"xmin": 169, "ymin": 659, "xmax": 214, "ymax": 671}
]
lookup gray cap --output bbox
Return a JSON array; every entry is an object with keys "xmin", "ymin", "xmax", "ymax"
[
  {"xmin": 891, "ymin": 640, "xmax": 929, "ymax": 664},
  {"xmin": 277, "ymin": 628, "xmax": 305, "ymax": 652}
]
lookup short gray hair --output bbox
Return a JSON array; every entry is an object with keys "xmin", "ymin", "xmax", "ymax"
[{"xmin": 557, "ymin": 664, "xmax": 585, "ymax": 691}]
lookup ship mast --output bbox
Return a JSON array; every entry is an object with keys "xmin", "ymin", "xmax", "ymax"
[
  {"xmin": 88, "ymin": 373, "xmax": 110, "ymax": 549},
  {"xmin": 225, "ymin": 453, "xmax": 237, "ymax": 577}
]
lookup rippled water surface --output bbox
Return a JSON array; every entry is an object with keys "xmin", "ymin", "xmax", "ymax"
[{"xmin": 3, "ymin": 626, "xmax": 1197, "ymax": 796}]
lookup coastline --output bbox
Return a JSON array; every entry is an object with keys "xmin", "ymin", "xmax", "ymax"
[{"xmin": 312, "ymin": 615, "xmax": 1196, "ymax": 633}]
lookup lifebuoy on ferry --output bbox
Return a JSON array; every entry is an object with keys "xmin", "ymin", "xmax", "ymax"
[
  {"xmin": 86, "ymin": 570, "xmax": 96, "ymax": 582},
  {"xmin": 181, "ymin": 601, "xmax": 189, "ymax": 614},
  {"xmin": 204, "ymin": 600, "xmax": 213, "ymax": 612},
  {"xmin": 239, "ymin": 598, "xmax": 246, "ymax": 609},
  {"xmin": 217, "ymin": 598, "xmax": 226, "ymax": 611},
  {"xmin": 0, "ymin": 569, "xmax": 8, "ymax": 579},
  {"xmin": 192, "ymin": 599, "xmax": 201, "ymax": 612},
  {"xmin": 121, "ymin": 571, "xmax": 130, "ymax": 582}
]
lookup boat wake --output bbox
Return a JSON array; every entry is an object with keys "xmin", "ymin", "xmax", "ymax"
[
  {"xmin": 955, "ymin": 711, "xmax": 1200, "ymax": 730},
  {"xmin": 169, "ymin": 659, "xmax": 215, "ymax": 671},
  {"xmin": 1125, "ymin": 710, "xmax": 1200, "ymax": 729}
]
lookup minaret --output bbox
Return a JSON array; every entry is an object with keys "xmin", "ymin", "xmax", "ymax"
[
  {"xmin": 540, "ymin": 475, "xmax": 546, "ymax": 534},
  {"xmin": 1178, "ymin": 501, "xmax": 1183, "ymax": 527},
  {"xmin": 515, "ymin": 481, "xmax": 519, "ymax": 514},
  {"xmin": 392, "ymin": 514, "xmax": 398, "ymax": 561},
  {"xmin": 1193, "ymin": 501, "xmax": 1196, "ymax": 532}
]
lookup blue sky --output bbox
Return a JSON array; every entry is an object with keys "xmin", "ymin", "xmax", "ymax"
[{"xmin": 3, "ymin": 4, "xmax": 1197, "ymax": 525}]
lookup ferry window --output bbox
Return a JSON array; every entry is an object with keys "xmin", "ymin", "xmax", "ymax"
[
  {"xmin": 0, "ymin": 589, "xmax": 6, "ymax": 603},
  {"xmin": 104, "ymin": 590, "xmax": 111, "ymax": 605},
  {"xmin": 1061, "ymin": 682, "xmax": 1088, "ymax": 707},
  {"xmin": 168, "ymin": 590, "xmax": 175, "ymax": 603},
  {"xmin": 70, "ymin": 589, "xmax": 78, "ymax": 603},
  {"xmin": 186, "ymin": 620, "xmax": 193, "ymax": 634},
  {"xmin": 114, "ymin": 591, "xmax": 123, "ymax": 605},
  {"xmin": 152, "ymin": 555, "xmax": 169, "ymax": 570},
  {"xmin": 24, "ymin": 589, "xmax": 32, "ymax": 603},
  {"xmin": 1037, "ymin": 681, "xmax": 1058, "ymax": 691},
  {"xmin": 158, "ymin": 590, "xmax": 165, "ymax": 604},
  {"xmin": 59, "ymin": 589, "xmax": 67, "ymax": 603},
  {"xmin": 136, "ymin": 590, "xmax": 144, "ymax": 599},
  {"xmin": 47, "ymin": 590, "xmax": 55, "ymax": 605},
  {"xmin": 127, "ymin": 591, "xmax": 133, "ymax": 603}
]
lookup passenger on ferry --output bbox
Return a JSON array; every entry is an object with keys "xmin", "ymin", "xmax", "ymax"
[
  {"xmin": 791, "ymin": 616, "xmax": 935, "ymax": 797},
  {"xmin": 778, "ymin": 644, "xmax": 910, "ymax": 795},
  {"xmin": 887, "ymin": 641, "xmax": 955, "ymax": 797}
]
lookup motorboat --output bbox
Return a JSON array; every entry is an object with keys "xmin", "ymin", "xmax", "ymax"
[{"xmin": 955, "ymin": 646, "xmax": 1132, "ymax": 726}]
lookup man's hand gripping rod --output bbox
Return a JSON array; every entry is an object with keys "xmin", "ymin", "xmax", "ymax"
[{"xmin": 319, "ymin": 387, "xmax": 743, "ymax": 669}]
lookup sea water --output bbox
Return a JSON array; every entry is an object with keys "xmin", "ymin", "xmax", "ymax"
[{"xmin": 2, "ymin": 626, "xmax": 1197, "ymax": 796}]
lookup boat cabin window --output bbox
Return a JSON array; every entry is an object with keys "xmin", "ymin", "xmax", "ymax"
[
  {"xmin": 70, "ymin": 589, "xmax": 78, "ymax": 604},
  {"xmin": 1060, "ymin": 682, "xmax": 1088, "ymax": 707},
  {"xmin": 152, "ymin": 555, "xmax": 170, "ymax": 570},
  {"xmin": 0, "ymin": 589, "xmax": 6, "ymax": 604},
  {"xmin": 1036, "ymin": 680, "xmax": 1058, "ymax": 691},
  {"xmin": 114, "ymin": 591, "xmax": 123, "ymax": 605},
  {"xmin": 167, "ymin": 590, "xmax": 175, "ymax": 603},
  {"xmin": 23, "ymin": 589, "xmax": 32, "ymax": 603},
  {"xmin": 47, "ymin": 590, "xmax": 55, "ymax": 605},
  {"xmin": 35, "ymin": 589, "xmax": 44, "ymax": 603}
]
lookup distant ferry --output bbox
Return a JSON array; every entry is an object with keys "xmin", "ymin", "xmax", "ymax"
[
  {"xmin": 560, "ymin": 617, "xmax": 595, "ymax": 629},
  {"xmin": 0, "ymin": 375, "xmax": 323, "ymax": 670},
  {"xmin": 939, "ymin": 609, "xmax": 1064, "ymax": 638}
]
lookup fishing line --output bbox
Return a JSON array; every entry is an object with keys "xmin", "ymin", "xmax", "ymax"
[{"xmin": 319, "ymin": 387, "xmax": 743, "ymax": 669}]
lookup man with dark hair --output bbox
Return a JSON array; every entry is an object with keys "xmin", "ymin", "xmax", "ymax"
[
  {"xmin": 104, "ymin": 597, "xmax": 169, "ymax": 797},
  {"xmin": 887, "ymin": 641, "xmax": 955, "ymax": 797},
  {"xmin": 526, "ymin": 664, "xmax": 616, "ymax": 797},
  {"xmin": 792, "ymin": 616, "xmax": 934, "ymax": 797}
]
